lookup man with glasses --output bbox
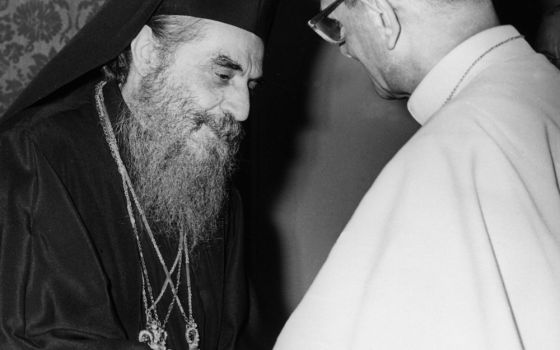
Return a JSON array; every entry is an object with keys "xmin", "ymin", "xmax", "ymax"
[{"xmin": 274, "ymin": 0, "xmax": 560, "ymax": 349}]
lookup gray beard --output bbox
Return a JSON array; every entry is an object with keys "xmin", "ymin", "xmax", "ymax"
[{"xmin": 119, "ymin": 65, "xmax": 243, "ymax": 248}]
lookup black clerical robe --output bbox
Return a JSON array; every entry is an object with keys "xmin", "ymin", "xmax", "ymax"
[{"xmin": 0, "ymin": 78, "xmax": 248, "ymax": 350}]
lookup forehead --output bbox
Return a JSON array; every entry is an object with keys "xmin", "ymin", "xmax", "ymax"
[
  {"xmin": 320, "ymin": 0, "xmax": 331, "ymax": 10},
  {"xmin": 320, "ymin": 0, "xmax": 340, "ymax": 10},
  {"xmin": 320, "ymin": 0, "xmax": 355, "ymax": 11},
  {"xmin": 171, "ymin": 19, "xmax": 264, "ymax": 76}
]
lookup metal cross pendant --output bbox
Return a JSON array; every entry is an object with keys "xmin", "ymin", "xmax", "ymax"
[
  {"xmin": 139, "ymin": 320, "xmax": 169, "ymax": 350},
  {"xmin": 185, "ymin": 321, "xmax": 200, "ymax": 350}
]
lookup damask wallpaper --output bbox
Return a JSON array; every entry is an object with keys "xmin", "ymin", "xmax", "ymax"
[{"xmin": 0, "ymin": 0, "xmax": 106, "ymax": 116}]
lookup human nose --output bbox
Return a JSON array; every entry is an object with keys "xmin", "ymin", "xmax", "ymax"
[
  {"xmin": 339, "ymin": 43, "xmax": 353, "ymax": 58},
  {"xmin": 222, "ymin": 86, "xmax": 250, "ymax": 122}
]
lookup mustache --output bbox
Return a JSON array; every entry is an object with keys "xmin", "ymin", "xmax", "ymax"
[{"xmin": 191, "ymin": 111, "xmax": 244, "ymax": 144}]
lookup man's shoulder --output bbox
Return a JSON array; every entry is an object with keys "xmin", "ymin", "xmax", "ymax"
[
  {"xmin": 0, "ymin": 80, "xmax": 118, "ymax": 188},
  {"xmin": 1, "ymin": 81, "xmax": 103, "ymax": 156}
]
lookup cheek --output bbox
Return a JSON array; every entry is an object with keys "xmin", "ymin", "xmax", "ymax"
[
  {"xmin": 180, "ymin": 79, "xmax": 222, "ymax": 111},
  {"xmin": 341, "ymin": 36, "xmax": 367, "ymax": 61},
  {"xmin": 193, "ymin": 75, "xmax": 226, "ymax": 111},
  {"xmin": 193, "ymin": 88, "xmax": 222, "ymax": 111},
  {"xmin": 342, "ymin": 15, "xmax": 379, "ymax": 60},
  {"xmin": 171, "ymin": 67, "xmax": 223, "ymax": 111},
  {"xmin": 341, "ymin": 25, "xmax": 364, "ymax": 57},
  {"xmin": 339, "ymin": 44, "xmax": 354, "ymax": 59},
  {"xmin": 348, "ymin": 32, "xmax": 382, "ymax": 65}
]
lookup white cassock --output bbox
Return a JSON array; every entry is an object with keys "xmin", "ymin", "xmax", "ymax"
[{"xmin": 274, "ymin": 25, "xmax": 560, "ymax": 349}]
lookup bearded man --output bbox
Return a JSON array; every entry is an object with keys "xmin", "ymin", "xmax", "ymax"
[{"xmin": 0, "ymin": 0, "xmax": 276, "ymax": 349}]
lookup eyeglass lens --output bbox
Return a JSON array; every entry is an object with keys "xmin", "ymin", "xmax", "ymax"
[{"xmin": 314, "ymin": 17, "xmax": 343, "ymax": 42}]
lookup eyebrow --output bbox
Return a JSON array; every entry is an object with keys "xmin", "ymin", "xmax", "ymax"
[{"xmin": 212, "ymin": 54, "xmax": 243, "ymax": 72}]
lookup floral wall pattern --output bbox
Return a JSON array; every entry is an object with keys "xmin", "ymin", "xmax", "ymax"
[{"xmin": 0, "ymin": 0, "xmax": 106, "ymax": 116}]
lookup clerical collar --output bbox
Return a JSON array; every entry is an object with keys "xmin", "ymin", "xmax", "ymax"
[{"xmin": 407, "ymin": 25, "xmax": 530, "ymax": 125}]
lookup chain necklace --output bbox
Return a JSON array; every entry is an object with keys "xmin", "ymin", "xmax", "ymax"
[
  {"xmin": 95, "ymin": 80, "xmax": 200, "ymax": 350},
  {"xmin": 443, "ymin": 34, "xmax": 523, "ymax": 106}
]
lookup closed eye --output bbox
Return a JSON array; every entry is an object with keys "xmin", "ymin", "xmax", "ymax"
[{"xmin": 217, "ymin": 72, "xmax": 233, "ymax": 81}]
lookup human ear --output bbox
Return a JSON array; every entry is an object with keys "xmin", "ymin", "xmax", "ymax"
[
  {"xmin": 129, "ymin": 25, "xmax": 158, "ymax": 77},
  {"xmin": 372, "ymin": 0, "xmax": 401, "ymax": 50}
]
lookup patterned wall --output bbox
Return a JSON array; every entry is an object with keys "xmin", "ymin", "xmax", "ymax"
[{"xmin": 0, "ymin": 0, "xmax": 106, "ymax": 115}]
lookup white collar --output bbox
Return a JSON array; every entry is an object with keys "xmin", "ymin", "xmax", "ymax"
[{"xmin": 407, "ymin": 25, "xmax": 525, "ymax": 125}]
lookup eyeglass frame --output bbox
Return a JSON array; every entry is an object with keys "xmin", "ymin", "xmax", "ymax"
[
  {"xmin": 307, "ymin": 0, "xmax": 347, "ymax": 44},
  {"xmin": 308, "ymin": 0, "xmax": 382, "ymax": 45}
]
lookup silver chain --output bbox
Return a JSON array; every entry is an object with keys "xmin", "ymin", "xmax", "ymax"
[
  {"xmin": 95, "ymin": 81, "xmax": 199, "ymax": 350},
  {"xmin": 443, "ymin": 35, "xmax": 523, "ymax": 106}
]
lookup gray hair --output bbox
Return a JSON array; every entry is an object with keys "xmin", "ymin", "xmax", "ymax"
[{"xmin": 104, "ymin": 15, "xmax": 206, "ymax": 86}]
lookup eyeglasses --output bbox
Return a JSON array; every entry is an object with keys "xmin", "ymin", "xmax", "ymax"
[
  {"xmin": 307, "ymin": 0, "xmax": 346, "ymax": 44},
  {"xmin": 308, "ymin": 0, "xmax": 381, "ymax": 44}
]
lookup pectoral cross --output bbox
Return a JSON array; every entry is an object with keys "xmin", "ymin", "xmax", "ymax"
[
  {"xmin": 186, "ymin": 321, "xmax": 200, "ymax": 350},
  {"xmin": 139, "ymin": 320, "xmax": 169, "ymax": 350}
]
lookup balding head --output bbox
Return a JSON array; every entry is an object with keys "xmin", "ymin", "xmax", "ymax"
[{"xmin": 320, "ymin": 0, "xmax": 499, "ymax": 97}]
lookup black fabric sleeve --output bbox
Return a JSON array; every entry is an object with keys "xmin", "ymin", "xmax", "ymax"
[
  {"xmin": 0, "ymin": 128, "xmax": 149, "ymax": 350},
  {"xmin": 218, "ymin": 189, "xmax": 249, "ymax": 350}
]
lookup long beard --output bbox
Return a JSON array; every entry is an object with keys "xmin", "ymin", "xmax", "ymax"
[{"xmin": 120, "ymin": 64, "xmax": 243, "ymax": 248}]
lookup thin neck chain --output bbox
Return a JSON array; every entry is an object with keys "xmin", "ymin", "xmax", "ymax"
[
  {"xmin": 443, "ymin": 34, "xmax": 523, "ymax": 106},
  {"xmin": 94, "ymin": 81, "xmax": 199, "ymax": 349}
]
